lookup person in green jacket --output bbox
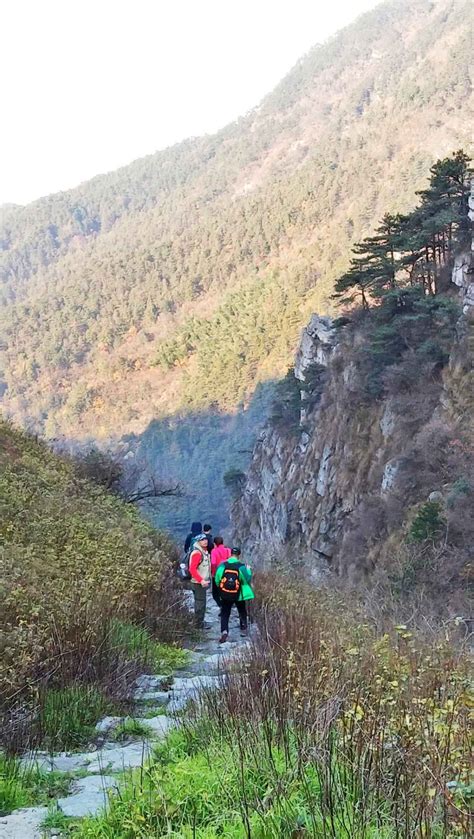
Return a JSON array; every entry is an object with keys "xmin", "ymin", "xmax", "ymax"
[{"xmin": 214, "ymin": 547, "xmax": 254, "ymax": 644}]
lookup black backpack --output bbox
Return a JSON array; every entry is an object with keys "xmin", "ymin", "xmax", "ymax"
[
  {"xmin": 219, "ymin": 561, "xmax": 243, "ymax": 602},
  {"xmin": 177, "ymin": 543, "xmax": 199, "ymax": 582}
]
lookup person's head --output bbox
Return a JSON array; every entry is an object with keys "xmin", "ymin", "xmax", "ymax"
[
  {"xmin": 203, "ymin": 524, "xmax": 212, "ymax": 535},
  {"xmin": 190, "ymin": 521, "xmax": 202, "ymax": 536},
  {"xmin": 214, "ymin": 535, "xmax": 224, "ymax": 547},
  {"xmin": 231, "ymin": 547, "xmax": 241, "ymax": 558},
  {"xmin": 195, "ymin": 533, "xmax": 209, "ymax": 548}
]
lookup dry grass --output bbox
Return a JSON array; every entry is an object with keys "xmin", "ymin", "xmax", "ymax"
[{"xmin": 196, "ymin": 572, "xmax": 473, "ymax": 837}]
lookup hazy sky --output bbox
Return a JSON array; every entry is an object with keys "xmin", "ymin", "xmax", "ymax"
[{"xmin": 1, "ymin": 0, "xmax": 378, "ymax": 205}]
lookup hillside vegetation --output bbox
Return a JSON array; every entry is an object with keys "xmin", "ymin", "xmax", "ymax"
[
  {"xmin": 0, "ymin": 420, "xmax": 185, "ymax": 750},
  {"xmin": 0, "ymin": 0, "xmax": 471, "ymax": 445}
]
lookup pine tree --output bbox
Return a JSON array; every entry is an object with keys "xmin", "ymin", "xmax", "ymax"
[
  {"xmin": 352, "ymin": 213, "xmax": 404, "ymax": 295},
  {"xmin": 333, "ymin": 257, "xmax": 375, "ymax": 309},
  {"xmin": 334, "ymin": 151, "xmax": 472, "ymax": 309}
]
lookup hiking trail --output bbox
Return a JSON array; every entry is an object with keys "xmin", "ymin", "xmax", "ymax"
[{"xmin": 0, "ymin": 598, "xmax": 252, "ymax": 839}]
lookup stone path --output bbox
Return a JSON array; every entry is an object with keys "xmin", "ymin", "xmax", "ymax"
[{"xmin": 0, "ymin": 599, "xmax": 251, "ymax": 839}]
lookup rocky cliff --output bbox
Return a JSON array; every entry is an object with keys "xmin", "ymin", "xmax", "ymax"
[{"xmin": 232, "ymin": 240, "xmax": 473, "ymax": 602}]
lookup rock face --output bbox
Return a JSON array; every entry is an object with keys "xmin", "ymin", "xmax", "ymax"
[
  {"xmin": 232, "ymin": 256, "xmax": 473, "ymax": 582},
  {"xmin": 451, "ymin": 181, "xmax": 474, "ymax": 313}
]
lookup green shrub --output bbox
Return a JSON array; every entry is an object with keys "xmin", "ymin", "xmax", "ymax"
[
  {"xmin": 41, "ymin": 805, "xmax": 79, "ymax": 833},
  {"xmin": 446, "ymin": 476, "xmax": 471, "ymax": 508},
  {"xmin": 111, "ymin": 718, "xmax": 152, "ymax": 742},
  {"xmin": 409, "ymin": 501, "xmax": 446, "ymax": 542},
  {"xmin": 37, "ymin": 685, "xmax": 112, "ymax": 752}
]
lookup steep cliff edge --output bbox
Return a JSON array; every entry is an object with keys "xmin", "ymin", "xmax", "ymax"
[{"xmin": 232, "ymin": 234, "xmax": 473, "ymax": 610}]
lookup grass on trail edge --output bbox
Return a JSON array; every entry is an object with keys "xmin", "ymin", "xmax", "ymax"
[
  {"xmin": 110, "ymin": 718, "xmax": 153, "ymax": 742},
  {"xmin": 73, "ymin": 726, "xmax": 395, "ymax": 839},
  {"xmin": 37, "ymin": 685, "xmax": 113, "ymax": 753},
  {"xmin": 109, "ymin": 620, "xmax": 190, "ymax": 675},
  {"xmin": 0, "ymin": 753, "xmax": 74, "ymax": 816}
]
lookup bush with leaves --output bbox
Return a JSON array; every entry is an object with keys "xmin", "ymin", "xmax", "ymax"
[{"xmin": 0, "ymin": 420, "xmax": 186, "ymax": 740}]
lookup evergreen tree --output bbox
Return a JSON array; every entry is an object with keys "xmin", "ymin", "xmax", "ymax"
[
  {"xmin": 334, "ymin": 151, "xmax": 472, "ymax": 309},
  {"xmin": 333, "ymin": 257, "xmax": 375, "ymax": 309},
  {"xmin": 352, "ymin": 213, "xmax": 404, "ymax": 295}
]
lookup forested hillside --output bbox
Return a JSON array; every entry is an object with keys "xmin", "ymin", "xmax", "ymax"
[{"xmin": 0, "ymin": 0, "xmax": 471, "ymax": 530}]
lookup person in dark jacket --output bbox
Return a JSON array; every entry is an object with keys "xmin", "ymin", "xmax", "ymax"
[
  {"xmin": 184, "ymin": 521, "xmax": 202, "ymax": 553},
  {"xmin": 203, "ymin": 523, "xmax": 214, "ymax": 554}
]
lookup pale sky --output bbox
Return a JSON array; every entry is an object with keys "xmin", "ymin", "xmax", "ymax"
[{"xmin": 0, "ymin": 0, "xmax": 378, "ymax": 206}]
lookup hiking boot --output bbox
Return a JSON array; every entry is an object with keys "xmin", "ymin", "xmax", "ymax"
[
  {"xmin": 240, "ymin": 627, "xmax": 248, "ymax": 637},
  {"xmin": 219, "ymin": 631, "xmax": 228, "ymax": 644}
]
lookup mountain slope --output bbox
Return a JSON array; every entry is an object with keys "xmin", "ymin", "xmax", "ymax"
[
  {"xmin": 0, "ymin": 418, "xmax": 177, "ymax": 701},
  {"xmin": 0, "ymin": 0, "xmax": 471, "ymax": 446}
]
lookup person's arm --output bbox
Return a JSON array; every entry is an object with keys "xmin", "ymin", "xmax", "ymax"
[
  {"xmin": 239, "ymin": 564, "xmax": 252, "ymax": 585},
  {"xmin": 189, "ymin": 550, "xmax": 204, "ymax": 583},
  {"xmin": 214, "ymin": 564, "xmax": 224, "ymax": 586}
]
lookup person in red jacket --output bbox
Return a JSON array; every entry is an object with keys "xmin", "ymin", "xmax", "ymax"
[
  {"xmin": 210, "ymin": 536, "xmax": 231, "ymax": 609},
  {"xmin": 188, "ymin": 533, "xmax": 211, "ymax": 629}
]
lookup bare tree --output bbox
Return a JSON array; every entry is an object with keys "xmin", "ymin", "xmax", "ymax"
[
  {"xmin": 120, "ymin": 462, "xmax": 183, "ymax": 504},
  {"xmin": 69, "ymin": 446, "xmax": 183, "ymax": 504}
]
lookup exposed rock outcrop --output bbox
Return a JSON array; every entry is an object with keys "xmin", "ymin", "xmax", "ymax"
[
  {"xmin": 232, "ymin": 263, "xmax": 473, "ymax": 586},
  {"xmin": 451, "ymin": 181, "xmax": 474, "ymax": 313}
]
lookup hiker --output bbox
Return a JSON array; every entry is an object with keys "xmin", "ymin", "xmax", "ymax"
[
  {"xmin": 214, "ymin": 547, "xmax": 254, "ymax": 643},
  {"xmin": 188, "ymin": 532, "xmax": 211, "ymax": 630},
  {"xmin": 203, "ymin": 523, "xmax": 214, "ymax": 554},
  {"xmin": 210, "ymin": 536, "xmax": 231, "ymax": 608},
  {"xmin": 184, "ymin": 521, "xmax": 202, "ymax": 553}
]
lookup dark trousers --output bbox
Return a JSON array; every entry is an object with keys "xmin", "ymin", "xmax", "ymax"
[
  {"xmin": 220, "ymin": 599, "xmax": 248, "ymax": 634},
  {"xmin": 211, "ymin": 578, "xmax": 221, "ymax": 608},
  {"xmin": 190, "ymin": 583, "xmax": 207, "ymax": 628}
]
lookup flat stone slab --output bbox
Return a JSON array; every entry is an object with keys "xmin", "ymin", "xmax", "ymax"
[
  {"xmin": 146, "ymin": 715, "xmax": 175, "ymax": 736},
  {"xmin": 21, "ymin": 751, "xmax": 92, "ymax": 774},
  {"xmin": 0, "ymin": 806, "xmax": 48, "ymax": 839},
  {"xmin": 204, "ymin": 652, "xmax": 232, "ymax": 671},
  {"xmin": 95, "ymin": 715, "xmax": 122, "ymax": 734},
  {"xmin": 186, "ymin": 652, "xmax": 225, "ymax": 673},
  {"xmin": 85, "ymin": 741, "xmax": 153, "ymax": 773},
  {"xmin": 134, "ymin": 689, "xmax": 170, "ymax": 704},
  {"xmin": 58, "ymin": 774, "xmax": 118, "ymax": 818},
  {"xmin": 171, "ymin": 675, "xmax": 220, "ymax": 692},
  {"xmin": 134, "ymin": 674, "xmax": 170, "ymax": 691}
]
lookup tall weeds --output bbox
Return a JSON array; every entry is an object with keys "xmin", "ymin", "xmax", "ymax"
[{"xmin": 198, "ymin": 573, "xmax": 472, "ymax": 837}]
